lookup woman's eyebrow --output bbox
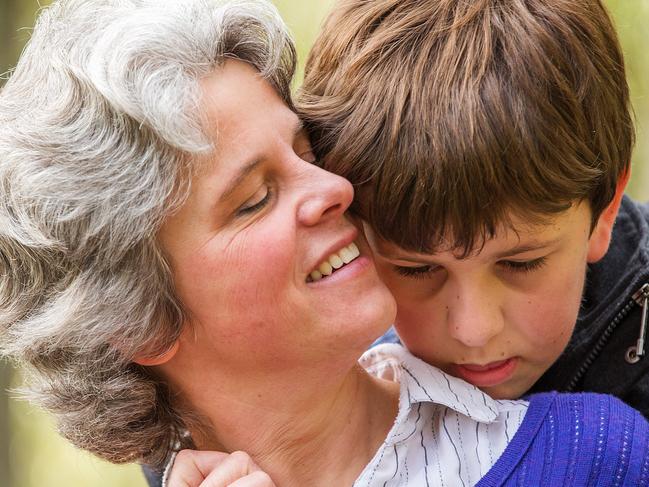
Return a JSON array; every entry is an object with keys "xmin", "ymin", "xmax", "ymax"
[{"xmin": 218, "ymin": 159, "xmax": 263, "ymax": 203}]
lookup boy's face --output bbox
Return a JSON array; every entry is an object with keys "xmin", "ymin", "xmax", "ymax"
[{"xmin": 365, "ymin": 202, "xmax": 607, "ymax": 399}]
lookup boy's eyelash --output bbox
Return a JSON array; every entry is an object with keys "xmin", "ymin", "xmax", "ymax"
[
  {"xmin": 394, "ymin": 257, "xmax": 547, "ymax": 279},
  {"xmin": 394, "ymin": 265, "xmax": 435, "ymax": 279},
  {"xmin": 499, "ymin": 257, "xmax": 547, "ymax": 273},
  {"xmin": 236, "ymin": 187, "xmax": 272, "ymax": 216}
]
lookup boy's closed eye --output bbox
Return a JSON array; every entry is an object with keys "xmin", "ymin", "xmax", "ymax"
[
  {"xmin": 498, "ymin": 257, "xmax": 548, "ymax": 273},
  {"xmin": 393, "ymin": 256, "xmax": 548, "ymax": 279},
  {"xmin": 394, "ymin": 264, "xmax": 438, "ymax": 279}
]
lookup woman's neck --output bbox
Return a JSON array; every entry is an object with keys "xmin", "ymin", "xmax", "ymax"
[{"xmin": 175, "ymin": 359, "xmax": 400, "ymax": 487}]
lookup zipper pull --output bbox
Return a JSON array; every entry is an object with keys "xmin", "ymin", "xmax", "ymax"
[{"xmin": 625, "ymin": 283, "xmax": 649, "ymax": 364}]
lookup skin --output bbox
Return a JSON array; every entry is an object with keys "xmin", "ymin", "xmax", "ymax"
[
  {"xmin": 365, "ymin": 182, "xmax": 627, "ymax": 399},
  {"xmin": 148, "ymin": 60, "xmax": 399, "ymax": 487},
  {"xmin": 166, "ymin": 450, "xmax": 274, "ymax": 487},
  {"xmin": 163, "ymin": 177, "xmax": 627, "ymax": 485}
]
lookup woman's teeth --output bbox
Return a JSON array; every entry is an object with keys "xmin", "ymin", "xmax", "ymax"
[{"xmin": 309, "ymin": 242, "xmax": 360, "ymax": 282}]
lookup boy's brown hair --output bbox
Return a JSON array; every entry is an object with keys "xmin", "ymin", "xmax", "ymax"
[{"xmin": 298, "ymin": 0, "xmax": 634, "ymax": 254}]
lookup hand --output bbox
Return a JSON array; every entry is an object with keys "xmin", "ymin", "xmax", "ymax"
[{"xmin": 165, "ymin": 450, "xmax": 276, "ymax": 487}]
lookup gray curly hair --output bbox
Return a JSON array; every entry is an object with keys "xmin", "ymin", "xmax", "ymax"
[{"xmin": 0, "ymin": 0, "xmax": 295, "ymax": 466}]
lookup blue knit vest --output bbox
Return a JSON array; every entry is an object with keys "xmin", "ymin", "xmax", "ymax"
[{"xmin": 477, "ymin": 392, "xmax": 649, "ymax": 486}]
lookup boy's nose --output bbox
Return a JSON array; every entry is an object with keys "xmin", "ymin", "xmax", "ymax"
[
  {"xmin": 297, "ymin": 163, "xmax": 354, "ymax": 227},
  {"xmin": 446, "ymin": 284, "xmax": 505, "ymax": 348}
]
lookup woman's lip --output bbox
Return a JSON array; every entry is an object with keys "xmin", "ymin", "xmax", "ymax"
[
  {"xmin": 305, "ymin": 255, "xmax": 372, "ymax": 288},
  {"xmin": 309, "ymin": 230, "xmax": 359, "ymax": 275},
  {"xmin": 453, "ymin": 358, "xmax": 518, "ymax": 387}
]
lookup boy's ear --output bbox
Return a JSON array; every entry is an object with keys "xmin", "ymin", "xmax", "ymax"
[
  {"xmin": 587, "ymin": 170, "xmax": 631, "ymax": 263},
  {"xmin": 133, "ymin": 340, "xmax": 180, "ymax": 366}
]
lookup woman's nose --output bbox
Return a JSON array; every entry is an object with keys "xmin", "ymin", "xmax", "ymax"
[
  {"xmin": 297, "ymin": 165, "xmax": 354, "ymax": 226},
  {"xmin": 447, "ymin": 284, "xmax": 505, "ymax": 348}
]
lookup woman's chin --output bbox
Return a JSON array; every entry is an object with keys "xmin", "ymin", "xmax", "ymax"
[{"xmin": 343, "ymin": 292, "xmax": 397, "ymax": 350}]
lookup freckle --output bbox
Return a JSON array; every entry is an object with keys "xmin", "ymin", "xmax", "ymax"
[
  {"xmin": 528, "ymin": 300, "xmax": 532, "ymax": 305},
  {"xmin": 456, "ymin": 295, "xmax": 460, "ymax": 300},
  {"xmin": 455, "ymin": 326, "xmax": 459, "ymax": 331},
  {"xmin": 501, "ymin": 351, "xmax": 505, "ymax": 357}
]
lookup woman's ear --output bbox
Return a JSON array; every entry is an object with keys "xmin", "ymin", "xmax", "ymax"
[
  {"xmin": 133, "ymin": 340, "xmax": 180, "ymax": 366},
  {"xmin": 587, "ymin": 170, "xmax": 630, "ymax": 263}
]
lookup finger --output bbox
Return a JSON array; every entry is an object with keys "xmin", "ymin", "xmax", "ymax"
[
  {"xmin": 198, "ymin": 451, "xmax": 261, "ymax": 487},
  {"xmin": 166, "ymin": 450, "xmax": 231, "ymax": 487},
  {"xmin": 227, "ymin": 471, "xmax": 276, "ymax": 487}
]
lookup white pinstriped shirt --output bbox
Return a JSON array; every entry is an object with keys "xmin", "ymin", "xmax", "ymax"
[{"xmin": 354, "ymin": 343, "xmax": 529, "ymax": 487}]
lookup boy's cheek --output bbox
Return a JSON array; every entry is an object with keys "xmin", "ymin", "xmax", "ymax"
[
  {"xmin": 516, "ymin": 301, "xmax": 576, "ymax": 348},
  {"xmin": 394, "ymin": 301, "xmax": 437, "ymax": 332},
  {"xmin": 393, "ymin": 305, "xmax": 443, "ymax": 362},
  {"xmin": 515, "ymin": 272, "xmax": 585, "ymax": 351},
  {"xmin": 373, "ymin": 263, "xmax": 406, "ymax": 296}
]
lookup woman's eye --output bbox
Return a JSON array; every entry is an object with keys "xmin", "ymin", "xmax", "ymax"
[
  {"xmin": 394, "ymin": 265, "xmax": 435, "ymax": 279},
  {"xmin": 499, "ymin": 257, "xmax": 547, "ymax": 273},
  {"xmin": 237, "ymin": 186, "xmax": 271, "ymax": 216}
]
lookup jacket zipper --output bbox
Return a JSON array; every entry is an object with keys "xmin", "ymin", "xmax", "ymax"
[
  {"xmin": 625, "ymin": 283, "xmax": 649, "ymax": 363},
  {"xmin": 566, "ymin": 282, "xmax": 649, "ymax": 391}
]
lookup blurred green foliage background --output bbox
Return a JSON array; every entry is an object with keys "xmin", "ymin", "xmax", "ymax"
[{"xmin": 0, "ymin": 0, "xmax": 647, "ymax": 486}]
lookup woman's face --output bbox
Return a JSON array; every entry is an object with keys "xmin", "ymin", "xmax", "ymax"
[{"xmin": 158, "ymin": 61, "xmax": 396, "ymax": 373}]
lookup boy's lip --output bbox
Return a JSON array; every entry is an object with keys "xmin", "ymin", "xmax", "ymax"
[{"xmin": 453, "ymin": 358, "xmax": 518, "ymax": 387}]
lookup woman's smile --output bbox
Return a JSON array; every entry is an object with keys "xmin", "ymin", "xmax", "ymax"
[
  {"xmin": 306, "ymin": 240, "xmax": 374, "ymax": 288},
  {"xmin": 307, "ymin": 241, "xmax": 361, "ymax": 282}
]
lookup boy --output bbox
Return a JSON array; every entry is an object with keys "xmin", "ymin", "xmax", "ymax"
[{"xmin": 299, "ymin": 0, "xmax": 649, "ymax": 412}]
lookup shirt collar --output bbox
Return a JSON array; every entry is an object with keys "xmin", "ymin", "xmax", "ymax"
[{"xmin": 360, "ymin": 343, "xmax": 500, "ymax": 424}]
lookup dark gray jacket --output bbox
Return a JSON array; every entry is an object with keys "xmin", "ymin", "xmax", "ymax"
[{"xmin": 530, "ymin": 195, "xmax": 649, "ymax": 418}]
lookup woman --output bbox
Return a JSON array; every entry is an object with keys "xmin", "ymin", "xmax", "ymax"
[
  {"xmin": 2, "ymin": 1, "xmax": 648, "ymax": 487},
  {"xmin": 0, "ymin": 0, "xmax": 409, "ymax": 481}
]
